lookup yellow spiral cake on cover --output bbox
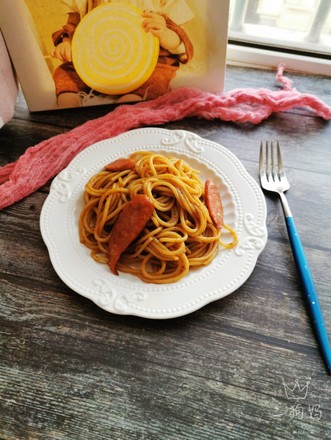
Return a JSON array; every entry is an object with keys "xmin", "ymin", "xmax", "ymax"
[{"xmin": 71, "ymin": 3, "xmax": 159, "ymax": 95}]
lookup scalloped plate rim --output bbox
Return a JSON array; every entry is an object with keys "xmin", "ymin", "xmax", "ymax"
[{"xmin": 40, "ymin": 127, "xmax": 268, "ymax": 319}]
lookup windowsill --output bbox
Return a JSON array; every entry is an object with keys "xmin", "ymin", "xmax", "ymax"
[
  {"xmin": 229, "ymin": 24, "xmax": 331, "ymax": 55},
  {"xmin": 226, "ymin": 44, "xmax": 331, "ymax": 76}
]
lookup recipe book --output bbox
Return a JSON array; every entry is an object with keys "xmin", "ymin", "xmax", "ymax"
[{"xmin": 0, "ymin": 0, "xmax": 230, "ymax": 112}]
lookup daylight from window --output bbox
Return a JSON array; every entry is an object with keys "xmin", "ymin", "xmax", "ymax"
[{"xmin": 229, "ymin": 0, "xmax": 331, "ymax": 57}]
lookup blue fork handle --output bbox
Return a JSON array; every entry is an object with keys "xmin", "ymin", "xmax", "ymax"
[{"xmin": 285, "ymin": 215, "xmax": 331, "ymax": 374}]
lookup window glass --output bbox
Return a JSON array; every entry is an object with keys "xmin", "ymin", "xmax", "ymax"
[{"xmin": 228, "ymin": 0, "xmax": 331, "ymax": 58}]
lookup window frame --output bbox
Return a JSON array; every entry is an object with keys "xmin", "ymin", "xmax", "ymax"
[
  {"xmin": 227, "ymin": 44, "xmax": 331, "ymax": 76},
  {"xmin": 227, "ymin": 0, "xmax": 331, "ymax": 76}
]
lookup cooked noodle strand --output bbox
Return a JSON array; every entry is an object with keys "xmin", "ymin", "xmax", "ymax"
[{"xmin": 79, "ymin": 151, "xmax": 237, "ymax": 283}]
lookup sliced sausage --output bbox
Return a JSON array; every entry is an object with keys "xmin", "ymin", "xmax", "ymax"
[
  {"xmin": 108, "ymin": 194, "xmax": 154, "ymax": 275},
  {"xmin": 205, "ymin": 179, "xmax": 224, "ymax": 229},
  {"xmin": 104, "ymin": 158, "xmax": 135, "ymax": 172}
]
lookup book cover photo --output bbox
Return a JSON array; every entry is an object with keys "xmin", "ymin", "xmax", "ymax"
[{"xmin": 0, "ymin": 0, "xmax": 230, "ymax": 111}]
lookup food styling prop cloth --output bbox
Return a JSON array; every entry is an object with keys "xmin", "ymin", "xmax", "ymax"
[{"xmin": 1, "ymin": 64, "xmax": 330, "ymax": 211}]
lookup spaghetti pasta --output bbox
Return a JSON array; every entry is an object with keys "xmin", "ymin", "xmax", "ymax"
[{"xmin": 79, "ymin": 151, "xmax": 237, "ymax": 284}]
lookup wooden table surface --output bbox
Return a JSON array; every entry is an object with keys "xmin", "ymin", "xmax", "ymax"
[{"xmin": 1, "ymin": 66, "xmax": 330, "ymax": 440}]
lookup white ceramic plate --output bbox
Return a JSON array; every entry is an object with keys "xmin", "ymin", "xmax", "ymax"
[{"xmin": 40, "ymin": 128, "xmax": 267, "ymax": 319}]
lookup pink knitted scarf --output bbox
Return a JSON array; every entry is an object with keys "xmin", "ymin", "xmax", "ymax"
[{"xmin": 1, "ymin": 65, "xmax": 330, "ymax": 210}]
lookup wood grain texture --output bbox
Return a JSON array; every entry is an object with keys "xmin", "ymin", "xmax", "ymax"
[{"xmin": 0, "ymin": 66, "xmax": 331, "ymax": 440}]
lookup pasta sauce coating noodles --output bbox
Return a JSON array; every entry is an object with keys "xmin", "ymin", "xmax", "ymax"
[{"xmin": 79, "ymin": 151, "xmax": 237, "ymax": 284}]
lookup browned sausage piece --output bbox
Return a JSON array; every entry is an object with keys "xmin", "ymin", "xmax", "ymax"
[
  {"xmin": 205, "ymin": 179, "xmax": 224, "ymax": 229},
  {"xmin": 108, "ymin": 194, "xmax": 154, "ymax": 275},
  {"xmin": 104, "ymin": 158, "xmax": 135, "ymax": 172}
]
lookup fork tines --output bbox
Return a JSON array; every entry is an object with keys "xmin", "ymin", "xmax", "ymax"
[
  {"xmin": 260, "ymin": 140, "xmax": 278, "ymax": 176},
  {"xmin": 260, "ymin": 140, "xmax": 285, "ymax": 184},
  {"xmin": 259, "ymin": 140, "xmax": 290, "ymax": 194}
]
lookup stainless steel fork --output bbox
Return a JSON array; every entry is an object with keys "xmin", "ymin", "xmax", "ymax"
[{"xmin": 259, "ymin": 141, "xmax": 331, "ymax": 375}]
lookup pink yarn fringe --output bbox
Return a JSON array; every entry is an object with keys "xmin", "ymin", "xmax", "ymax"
[{"xmin": 1, "ymin": 64, "xmax": 331, "ymax": 210}]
